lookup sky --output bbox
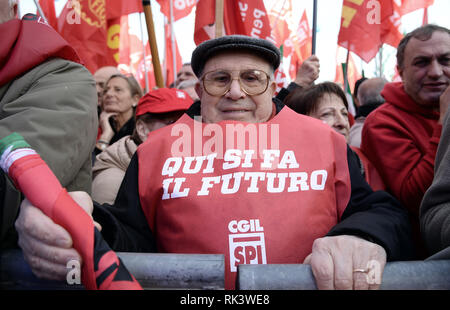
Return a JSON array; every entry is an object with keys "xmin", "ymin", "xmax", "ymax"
[{"xmin": 18, "ymin": 0, "xmax": 450, "ymax": 83}]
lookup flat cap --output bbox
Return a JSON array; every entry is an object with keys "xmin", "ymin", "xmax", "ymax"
[{"xmin": 191, "ymin": 35, "xmax": 281, "ymax": 77}]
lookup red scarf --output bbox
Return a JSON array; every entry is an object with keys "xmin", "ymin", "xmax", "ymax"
[{"xmin": 0, "ymin": 15, "xmax": 81, "ymax": 86}]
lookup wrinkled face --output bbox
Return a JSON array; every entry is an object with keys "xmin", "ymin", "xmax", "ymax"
[
  {"xmin": 0, "ymin": 0, "xmax": 16, "ymax": 24},
  {"xmin": 176, "ymin": 65, "xmax": 197, "ymax": 86},
  {"xmin": 309, "ymin": 93, "xmax": 350, "ymax": 140},
  {"xmin": 196, "ymin": 51, "xmax": 276, "ymax": 123},
  {"xmin": 399, "ymin": 31, "xmax": 450, "ymax": 108},
  {"xmin": 102, "ymin": 77, "xmax": 138, "ymax": 115}
]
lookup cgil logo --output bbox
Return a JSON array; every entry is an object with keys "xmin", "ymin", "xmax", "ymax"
[{"xmin": 228, "ymin": 219, "xmax": 267, "ymax": 273}]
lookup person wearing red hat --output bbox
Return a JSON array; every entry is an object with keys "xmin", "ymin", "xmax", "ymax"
[{"xmin": 92, "ymin": 88, "xmax": 193, "ymax": 204}]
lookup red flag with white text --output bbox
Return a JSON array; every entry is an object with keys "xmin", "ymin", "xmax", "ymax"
[
  {"xmin": 157, "ymin": 0, "xmax": 196, "ymax": 21},
  {"xmin": 338, "ymin": 0, "xmax": 395, "ymax": 63},
  {"xmin": 194, "ymin": 0, "xmax": 273, "ymax": 45}
]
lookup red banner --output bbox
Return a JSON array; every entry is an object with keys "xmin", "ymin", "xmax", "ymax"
[
  {"xmin": 289, "ymin": 11, "xmax": 312, "ymax": 80},
  {"xmin": 157, "ymin": 0, "xmax": 196, "ymax": 21},
  {"xmin": 164, "ymin": 22, "xmax": 183, "ymax": 87},
  {"xmin": 37, "ymin": 0, "xmax": 58, "ymax": 30},
  {"xmin": 194, "ymin": 0, "xmax": 273, "ymax": 45},
  {"xmin": 58, "ymin": 0, "xmax": 143, "ymax": 73},
  {"xmin": 338, "ymin": 0, "xmax": 395, "ymax": 63}
]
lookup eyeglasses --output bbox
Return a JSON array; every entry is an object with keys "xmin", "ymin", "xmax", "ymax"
[{"xmin": 201, "ymin": 69, "xmax": 270, "ymax": 96}]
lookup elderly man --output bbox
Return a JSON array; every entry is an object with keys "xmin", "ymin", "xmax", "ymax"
[
  {"xmin": 16, "ymin": 35, "xmax": 413, "ymax": 290},
  {"xmin": 0, "ymin": 1, "xmax": 97, "ymax": 248},
  {"xmin": 361, "ymin": 25, "xmax": 450, "ymax": 257}
]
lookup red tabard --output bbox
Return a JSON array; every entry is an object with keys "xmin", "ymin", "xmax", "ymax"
[{"xmin": 137, "ymin": 107, "xmax": 351, "ymax": 289}]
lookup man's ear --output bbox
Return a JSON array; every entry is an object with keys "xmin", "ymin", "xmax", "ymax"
[
  {"xmin": 397, "ymin": 65, "xmax": 403, "ymax": 79},
  {"xmin": 195, "ymin": 81, "xmax": 203, "ymax": 98},
  {"xmin": 136, "ymin": 119, "xmax": 150, "ymax": 142},
  {"xmin": 268, "ymin": 79, "xmax": 277, "ymax": 96}
]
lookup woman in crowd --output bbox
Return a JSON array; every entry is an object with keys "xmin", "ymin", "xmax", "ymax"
[
  {"xmin": 284, "ymin": 81, "xmax": 385, "ymax": 191},
  {"xmin": 95, "ymin": 74, "xmax": 143, "ymax": 154},
  {"xmin": 92, "ymin": 88, "xmax": 193, "ymax": 204}
]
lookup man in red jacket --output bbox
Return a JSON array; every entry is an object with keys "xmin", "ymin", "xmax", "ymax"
[{"xmin": 361, "ymin": 24, "xmax": 450, "ymax": 257}]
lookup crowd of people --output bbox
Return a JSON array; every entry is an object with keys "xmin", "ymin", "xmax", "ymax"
[{"xmin": 1, "ymin": 0, "xmax": 450, "ymax": 290}]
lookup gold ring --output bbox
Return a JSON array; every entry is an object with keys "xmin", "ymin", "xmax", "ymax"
[{"xmin": 353, "ymin": 268, "xmax": 369, "ymax": 273}]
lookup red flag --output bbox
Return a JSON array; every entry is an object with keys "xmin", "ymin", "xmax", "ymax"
[
  {"xmin": 194, "ymin": 0, "xmax": 273, "ymax": 45},
  {"xmin": 164, "ymin": 21, "xmax": 183, "ymax": 87},
  {"xmin": 194, "ymin": 0, "xmax": 215, "ymax": 45},
  {"xmin": 334, "ymin": 47, "xmax": 362, "ymax": 94},
  {"xmin": 268, "ymin": 0, "xmax": 295, "ymax": 58},
  {"xmin": 118, "ymin": 15, "xmax": 155, "ymax": 91},
  {"xmin": 338, "ymin": 0, "xmax": 395, "ymax": 63},
  {"xmin": 289, "ymin": 11, "xmax": 312, "ymax": 80},
  {"xmin": 58, "ymin": 0, "xmax": 143, "ymax": 73},
  {"xmin": 395, "ymin": 0, "xmax": 434, "ymax": 15},
  {"xmin": 157, "ymin": 0, "xmax": 196, "ymax": 21},
  {"xmin": 37, "ymin": 0, "xmax": 58, "ymax": 30}
]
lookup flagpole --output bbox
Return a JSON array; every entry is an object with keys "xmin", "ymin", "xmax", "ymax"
[
  {"xmin": 169, "ymin": 0, "xmax": 177, "ymax": 84},
  {"xmin": 215, "ymin": 0, "xmax": 224, "ymax": 38},
  {"xmin": 142, "ymin": 0, "xmax": 165, "ymax": 88},
  {"xmin": 33, "ymin": 0, "xmax": 48, "ymax": 23},
  {"xmin": 311, "ymin": 0, "xmax": 318, "ymax": 55},
  {"xmin": 138, "ymin": 12, "xmax": 150, "ymax": 93}
]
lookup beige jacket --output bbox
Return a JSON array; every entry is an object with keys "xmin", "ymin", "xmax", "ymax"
[{"xmin": 92, "ymin": 136, "xmax": 138, "ymax": 205}]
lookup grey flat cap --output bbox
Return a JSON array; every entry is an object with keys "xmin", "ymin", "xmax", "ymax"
[{"xmin": 191, "ymin": 35, "xmax": 281, "ymax": 77}]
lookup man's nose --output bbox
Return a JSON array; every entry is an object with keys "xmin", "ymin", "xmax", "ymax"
[
  {"xmin": 225, "ymin": 79, "xmax": 246, "ymax": 99},
  {"xmin": 428, "ymin": 59, "xmax": 444, "ymax": 78}
]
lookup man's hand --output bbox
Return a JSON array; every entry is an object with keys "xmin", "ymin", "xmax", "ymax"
[
  {"xmin": 303, "ymin": 235, "xmax": 386, "ymax": 290},
  {"xmin": 439, "ymin": 85, "xmax": 450, "ymax": 124},
  {"xmin": 15, "ymin": 191, "xmax": 98, "ymax": 281},
  {"xmin": 294, "ymin": 55, "xmax": 320, "ymax": 88}
]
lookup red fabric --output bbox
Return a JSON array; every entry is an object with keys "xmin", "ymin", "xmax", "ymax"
[
  {"xmin": 136, "ymin": 88, "xmax": 192, "ymax": 116},
  {"xmin": 7, "ymin": 150, "xmax": 141, "ymax": 290},
  {"xmin": 289, "ymin": 11, "xmax": 312, "ymax": 80},
  {"xmin": 157, "ymin": 0, "xmax": 196, "ymax": 21},
  {"xmin": 361, "ymin": 82, "xmax": 441, "ymax": 218},
  {"xmin": 37, "ymin": 0, "xmax": 58, "ymax": 30},
  {"xmin": 58, "ymin": 0, "xmax": 143, "ymax": 74},
  {"xmin": 396, "ymin": 0, "xmax": 434, "ymax": 15},
  {"xmin": 137, "ymin": 108, "xmax": 351, "ymax": 289},
  {"xmin": 0, "ymin": 17, "xmax": 80, "ymax": 86},
  {"xmin": 338, "ymin": 0, "xmax": 395, "ymax": 62},
  {"xmin": 194, "ymin": 0, "xmax": 272, "ymax": 45},
  {"xmin": 164, "ymin": 21, "xmax": 183, "ymax": 87},
  {"xmin": 194, "ymin": 0, "xmax": 215, "ymax": 45}
]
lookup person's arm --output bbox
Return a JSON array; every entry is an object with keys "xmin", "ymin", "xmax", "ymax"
[
  {"xmin": 0, "ymin": 59, "xmax": 98, "ymax": 192},
  {"xmin": 421, "ymin": 109, "xmax": 450, "ymax": 255},
  {"xmin": 276, "ymin": 55, "xmax": 320, "ymax": 103}
]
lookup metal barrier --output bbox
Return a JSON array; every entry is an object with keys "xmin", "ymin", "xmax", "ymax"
[
  {"xmin": 237, "ymin": 259, "xmax": 450, "ymax": 290},
  {"xmin": 2, "ymin": 249, "xmax": 450, "ymax": 290},
  {"xmin": 0, "ymin": 249, "xmax": 224, "ymax": 290}
]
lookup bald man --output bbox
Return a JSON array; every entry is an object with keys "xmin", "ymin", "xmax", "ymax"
[{"xmin": 348, "ymin": 77, "xmax": 387, "ymax": 148}]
